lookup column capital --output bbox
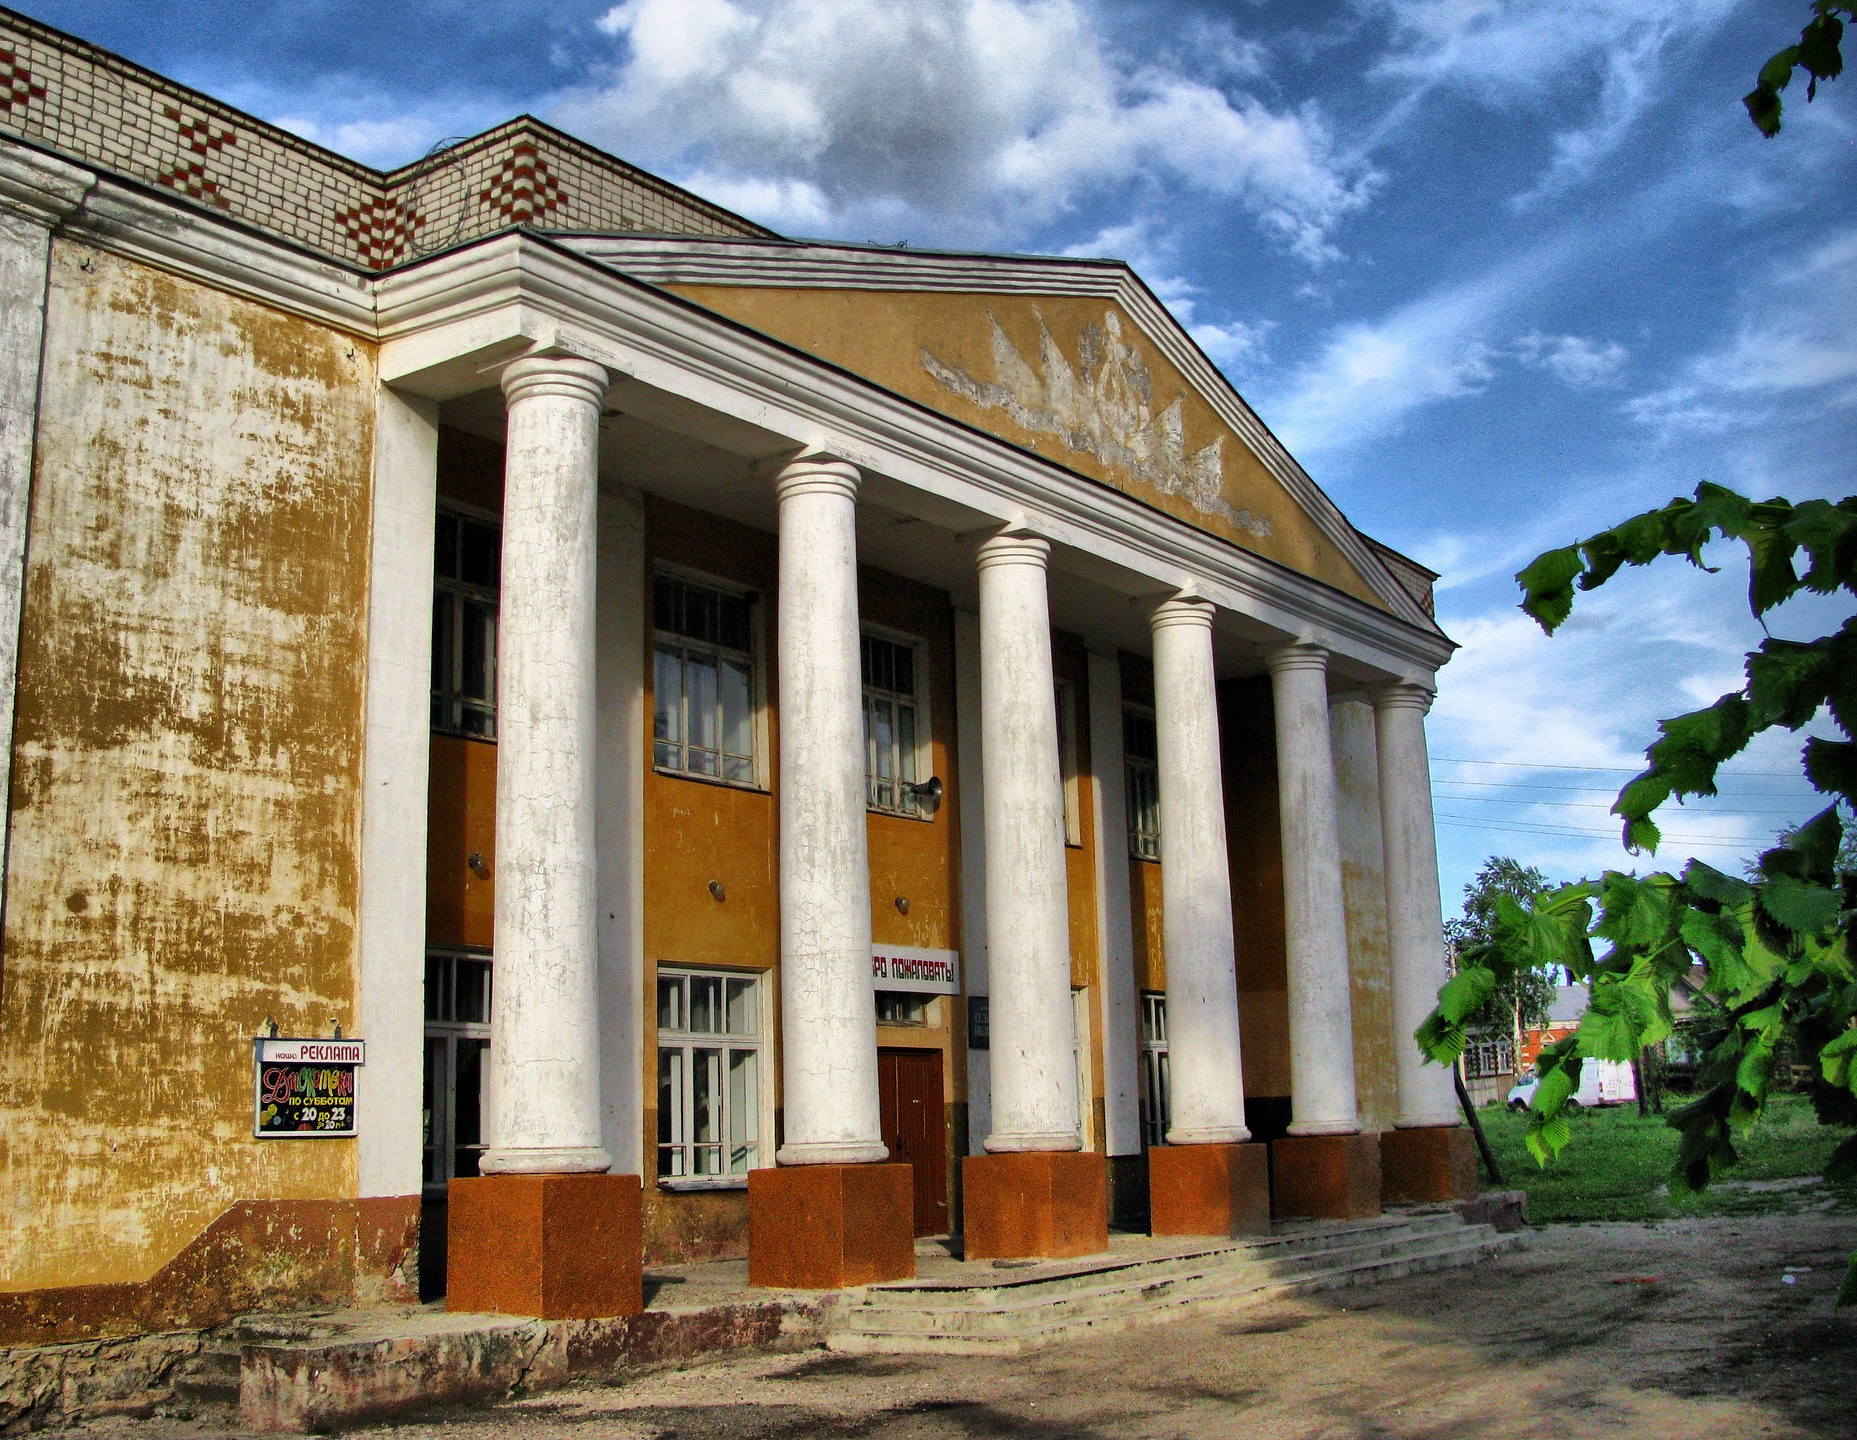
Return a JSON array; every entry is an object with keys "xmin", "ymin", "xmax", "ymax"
[
  {"xmin": 1373, "ymin": 679, "xmax": 1436, "ymax": 716},
  {"xmin": 1148, "ymin": 594, "xmax": 1215, "ymax": 634},
  {"xmin": 975, "ymin": 528, "xmax": 1051, "ymax": 572},
  {"xmin": 772, "ymin": 452, "xmax": 861, "ymax": 505},
  {"xmin": 1266, "ymin": 641, "xmax": 1329, "ymax": 677},
  {"xmin": 499, "ymin": 352, "xmax": 611, "ymax": 409}
]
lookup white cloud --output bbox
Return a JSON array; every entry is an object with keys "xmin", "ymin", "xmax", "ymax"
[
  {"xmin": 269, "ymin": 113, "xmax": 446, "ymax": 168},
  {"xmin": 1627, "ymin": 226, "xmax": 1857, "ymax": 435},
  {"xmin": 1189, "ymin": 320, "xmax": 1269, "ymax": 374},
  {"xmin": 1368, "ymin": 0, "xmax": 1738, "ymax": 200},
  {"xmin": 1513, "ymin": 332, "xmax": 1627, "ymax": 388},
  {"xmin": 556, "ymin": 0, "xmax": 1376, "ymax": 255}
]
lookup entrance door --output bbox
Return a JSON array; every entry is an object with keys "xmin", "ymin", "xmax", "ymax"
[{"xmin": 878, "ymin": 1047, "xmax": 948, "ymax": 1236}]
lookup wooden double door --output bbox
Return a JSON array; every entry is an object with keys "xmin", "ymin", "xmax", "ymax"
[{"xmin": 878, "ymin": 1047, "xmax": 948, "ymax": 1236}]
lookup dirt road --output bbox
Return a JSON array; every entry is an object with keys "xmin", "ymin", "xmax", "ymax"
[{"xmin": 62, "ymin": 1214, "xmax": 1857, "ymax": 1439}]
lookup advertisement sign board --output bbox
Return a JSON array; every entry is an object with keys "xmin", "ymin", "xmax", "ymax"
[{"xmin": 253, "ymin": 1037, "xmax": 365, "ymax": 1138}]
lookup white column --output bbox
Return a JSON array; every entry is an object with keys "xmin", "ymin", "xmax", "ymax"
[
  {"xmin": 1375, "ymin": 681, "xmax": 1460, "ymax": 1129},
  {"xmin": 1151, "ymin": 597, "xmax": 1249, "ymax": 1144},
  {"xmin": 977, "ymin": 531, "xmax": 1078, "ymax": 1153},
  {"xmin": 356, "ymin": 386, "xmax": 438, "ymax": 1197},
  {"xmin": 595, "ymin": 482, "xmax": 649, "ymax": 1173},
  {"xmin": 481, "ymin": 353, "xmax": 612, "ymax": 1175},
  {"xmin": 1084, "ymin": 644, "xmax": 1140, "ymax": 1156},
  {"xmin": 774, "ymin": 455, "xmax": 886, "ymax": 1165},
  {"xmin": 1268, "ymin": 642, "xmax": 1360, "ymax": 1137}
]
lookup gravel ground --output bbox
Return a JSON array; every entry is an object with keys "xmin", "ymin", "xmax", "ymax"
[{"xmin": 56, "ymin": 1214, "xmax": 1857, "ymax": 1440}]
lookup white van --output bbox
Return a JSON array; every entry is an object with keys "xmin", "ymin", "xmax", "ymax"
[{"xmin": 1506, "ymin": 1058, "xmax": 1636, "ymax": 1111}]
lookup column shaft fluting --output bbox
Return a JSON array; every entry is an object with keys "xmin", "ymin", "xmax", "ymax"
[
  {"xmin": 977, "ymin": 532, "xmax": 1079, "ymax": 1152},
  {"xmin": 774, "ymin": 457, "xmax": 887, "ymax": 1165},
  {"xmin": 1375, "ymin": 683, "xmax": 1460, "ymax": 1128},
  {"xmin": 1268, "ymin": 643, "xmax": 1361, "ymax": 1137},
  {"xmin": 482, "ymin": 353, "xmax": 612, "ymax": 1175},
  {"xmin": 1150, "ymin": 598, "xmax": 1249, "ymax": 1144}
]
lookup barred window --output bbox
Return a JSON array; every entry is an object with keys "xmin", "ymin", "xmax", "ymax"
[
  {"xmin": 431, "ymin": 507, "xmax": 499, "ymax": 739},
  {"xmin": 657, "ymin": 968, "xmax": 762, "ymax": 1184},
  {"xmin": 653, "ymin": 573, "xmax": 757, "ymax": 784},
  {"xmin": 1125, "ymin": 705, "xmax": 1160, "ymax": 861},
  {"xmin": 1139, "ymin": 992, "xmax": 1170, "ymax": 1148}
]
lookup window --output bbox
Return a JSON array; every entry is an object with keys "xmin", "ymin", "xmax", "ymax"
[
  {"xmin": 1125, "ymin": 705, "xmax": 1160, "ymax": 861},
  {"xmin": 876, "ymin": 991, "xmax": 929, "ymax": 1026},
  {"xmin": 1055, "ymin": 681, "xmax": 1082, "ymax": 846},
  {"xmin": 657, "ymin": 968, "xmax": 763, "ymax": 1183},
  {"xmin": 1139, "ymin": 992, "xmax": 1170, "ymax": 1148},
  {"xmin": 653, "ymin": 573, "xmax": 757, "ymax": 784},
  {"xmin": 423, "ymin": 949, "xmax": 493, "ymax": 1193},
  {"xmin": 431, "ymin": 507, "xmax": 500, "ymax": 738},
  {"xmin": 1463, "ymin": 1030, "xmax": 1515, "ymax": 1080},
  {"xmin": 862, "ymin": 632, "xmax": 927, "ymax": 816}
]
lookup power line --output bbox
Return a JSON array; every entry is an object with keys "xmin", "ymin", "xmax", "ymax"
[
  {"xmin": 1432, "ymin": 793, "xmax": 1808, "ymax": 816},
  {"xmin": 1433, "ymin": 812, "xmax": 1753, "ymax": 849},
  {"xmin": 1433, "ymin": 776, "xmax": 1804, "ymax": 796},
  {"xmin": 1433, "ymin": 755, "xmax": 1802, "ymax": 779}
]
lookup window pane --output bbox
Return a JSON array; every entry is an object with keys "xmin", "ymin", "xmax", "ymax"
[
  {"xmin": 720, "ymin": 657, "xmax": 752, "ymax": 763},
  {"xmin": 684, "ymin": 585, "xmax": 718, "ymax": 645},
  {"xmin": 893, "ymin": 643, "xmax": 914, "ymax": 697},
  {"xmin": 729, "ymin": 1049, "xmax": 758, "ymax": 1173},
  {"xmin": 687, "ymin": 654, "xmax": 718, "ymax": 754},
  {"xmin": 454, "ymin": 1038, "xmax": 488, "ymax": 1178},
  {"xmin": 460, "ymin": 519, "xmax": 499, "ymax": 589},
  {"xmin": 693, "ymin": 1047, "xmax": 722, "ymax": 1143},
  {"xmin": 725, "ymin": 978, "xmax": 756, "ymax": 1035},
  {"xmin": 860, "ymin": 634, "xmax": 874, "ymax": 687},
  {"xmin": 718, "ymin": 592, "xmax": 751, "ymax": 652},
  {"xmin": 425, "ymin": 953, "xmax": 447, "ymax": 1023},
  {"xmin": 658, "ymin": 976, "xmax": 683, "ymax": 1032},
  {"xmin": 431, "ymin": 591, "xmax": 454, "ymax": 701},
  {"xmin": 897, "ymin": 705, "xmax": 917, "ymax": 785},
  {"xmin": 456, "ymin": 959, "xmax": 491, "ymax": 1024},
  {"xmin": 653, "ymin": 647, "xmax": 683, "ymax": 755},
  {"xmin": 690, "ymin": 976, "xmax": 721, "ymax": 1034},
  {"xmin": 871, "ymin": 700, "xmax": 894, "ymax": 779},
  {"xmin": 658, "ymin": 1048, "xmax": 684, "ymax": 1177},
  {"xmin": 722, "ymin": 754, "xmax": 754, "ymax": 782},
  {"xmin": 461, "ymin": 602, "xmax": 491, "ymax": 703},
  {"xmin": 654, "ymin": 575, "xmax": 678, "ymax": 634},
  {"xmin": 423, "ymin": 1035, "xmax": 446, "ymax": 1186},
  {"xmin": 435, "ymin": 513, "xmax": 457, "ymax": 579}
]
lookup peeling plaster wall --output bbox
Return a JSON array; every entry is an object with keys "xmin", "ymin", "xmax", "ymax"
[{"xmin": 0, "ymin": 240, "xmax": 375, "ymax": 1292}]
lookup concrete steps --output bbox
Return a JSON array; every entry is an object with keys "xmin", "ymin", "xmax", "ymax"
[{"xmin": 829, "ymin": 1214, "xmax": 1524, "ymax": 1355}]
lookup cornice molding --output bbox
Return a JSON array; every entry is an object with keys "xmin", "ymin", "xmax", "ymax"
[
  {"xmin": 564, "ymin": 236, "xmax": 1441, "ymax": 637},
  {"xmin": 379, "ymin": 238, "xmax": 1453, "ymax": 682},
  {"xmin": 0, "ymin": 139, "xmax": 94, "ymax": 227}
]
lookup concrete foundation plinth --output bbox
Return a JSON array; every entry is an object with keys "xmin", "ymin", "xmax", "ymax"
[
  {"xmin": 445, "ymin": 1173, "xmax": 642, "ymax": 1319},
  {"xmin": 747, "ymin": 1163, "xmax": 915, "ymax": 1289},
  {"xmin": 1381, "ymin": 1125, "xmax": 1477, "ymax": 1205},
  {"xmin": 1271, "ymin": 1133, "xmax": 1381, "ymax": 1221},
  {"xmin": 1148, "ymin": 1141, "xmax": 1271, "ymax": 1237},
  {"xmin": 963, "ymin": 1150, "xmax": 1108, "ymax": 1260}
]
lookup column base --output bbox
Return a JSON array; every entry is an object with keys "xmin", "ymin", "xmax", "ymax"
[
  {"xmin": 445, "ymin": 1173, "xmax": 642, "ymax": 1319},
  {"xmin": 1148, "ymin": 1141, "xmax": 1271, "ymax": 1238},
  {"xmin": 963, "ymin": 1151, "xmax": 1107, "ymax": 1260},
  {"xmin": 1271, "ymin": 1133, "xmax": 1381, "ymax": 1221},
  {"xmin": 1381, "ymin": 1126, "xmax": 1477, "ymax": 1205},
  {"xmin": 747, "ymin": 1163, "xmax": 915, "ymax": 1289}
]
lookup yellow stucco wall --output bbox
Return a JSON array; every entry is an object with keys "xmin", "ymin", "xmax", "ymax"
[
  {"xmin": 0, "ymin": 241, "xmax": 375, "ymax": 1290},
  {"xmin": 667, "ymin": 285, "xmax": 1386, "ymax": 609}
]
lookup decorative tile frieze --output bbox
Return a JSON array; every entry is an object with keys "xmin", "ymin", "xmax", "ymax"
[{"xmin": 0, "ymin": 6, "xmax": 771, "ymax": 270}]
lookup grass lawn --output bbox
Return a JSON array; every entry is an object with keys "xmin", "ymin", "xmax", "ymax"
[{"xmin": 1473, "ymin": 1091, "xmax": 1857, "ymax": 1224}]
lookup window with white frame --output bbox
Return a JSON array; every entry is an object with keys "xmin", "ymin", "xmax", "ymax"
[
  {"xmin": 423, "ymin": 949, "xmax": 493, "ymax": 1193},
  {"xmin": 653, "ymin": 572, "xmax": 757, "ymax": 784},
  {"xmin": 1139, "ymin": 992, "xmax": 1170, "ymax": 1148},
  {"xmin": 1463, "ymin": 1030, "xmax": 1515, "ymax": 1080},
  {"xmin": 862, "ymin": 631, "xmax": 927, "ymax": 816},
  {"xmin": 656, "ymin": 968, "xmax": 763, "ymax": 1183},
  {"xmin": 1125, "ymin": 705, "xmax": 1161, "ymax": 861},
  {"xmin": 431, "ymin": 506, "xmax": 500, "ymax": 738}
]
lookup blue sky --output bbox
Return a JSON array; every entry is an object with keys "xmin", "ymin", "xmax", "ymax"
[{"xmin": 36, "ymin": 0, "xmax": 1856, "ymax": 915}]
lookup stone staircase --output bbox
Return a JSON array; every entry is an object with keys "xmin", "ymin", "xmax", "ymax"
[{"xmin": 829, "ymin": 1210, "xmax": 1523, "ymax": 1355}]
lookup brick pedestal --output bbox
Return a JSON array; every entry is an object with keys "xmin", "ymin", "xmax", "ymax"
[
  {"xmin": 445, "ymin": 1173, "xmax": 642, "ymax": 1319},
  {"xmin": 1148, "ymin": 1141, "xmax": 1271, "ymax": 1237},
  {"xmin": 963, "ymin": 1150, "xmax": 1108, "ymax": 1260},
  {"xmin": 748, "ymin": 1163, "xmax": 915, "ymax": 1289},
  {"xmin": 1381, "ymin": 1125, "xmax": 1477, "ymax": 1205},
  {"xmin": 1270, "ymin": 1133, "xmax": 1381, "ymax": 1221}
]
